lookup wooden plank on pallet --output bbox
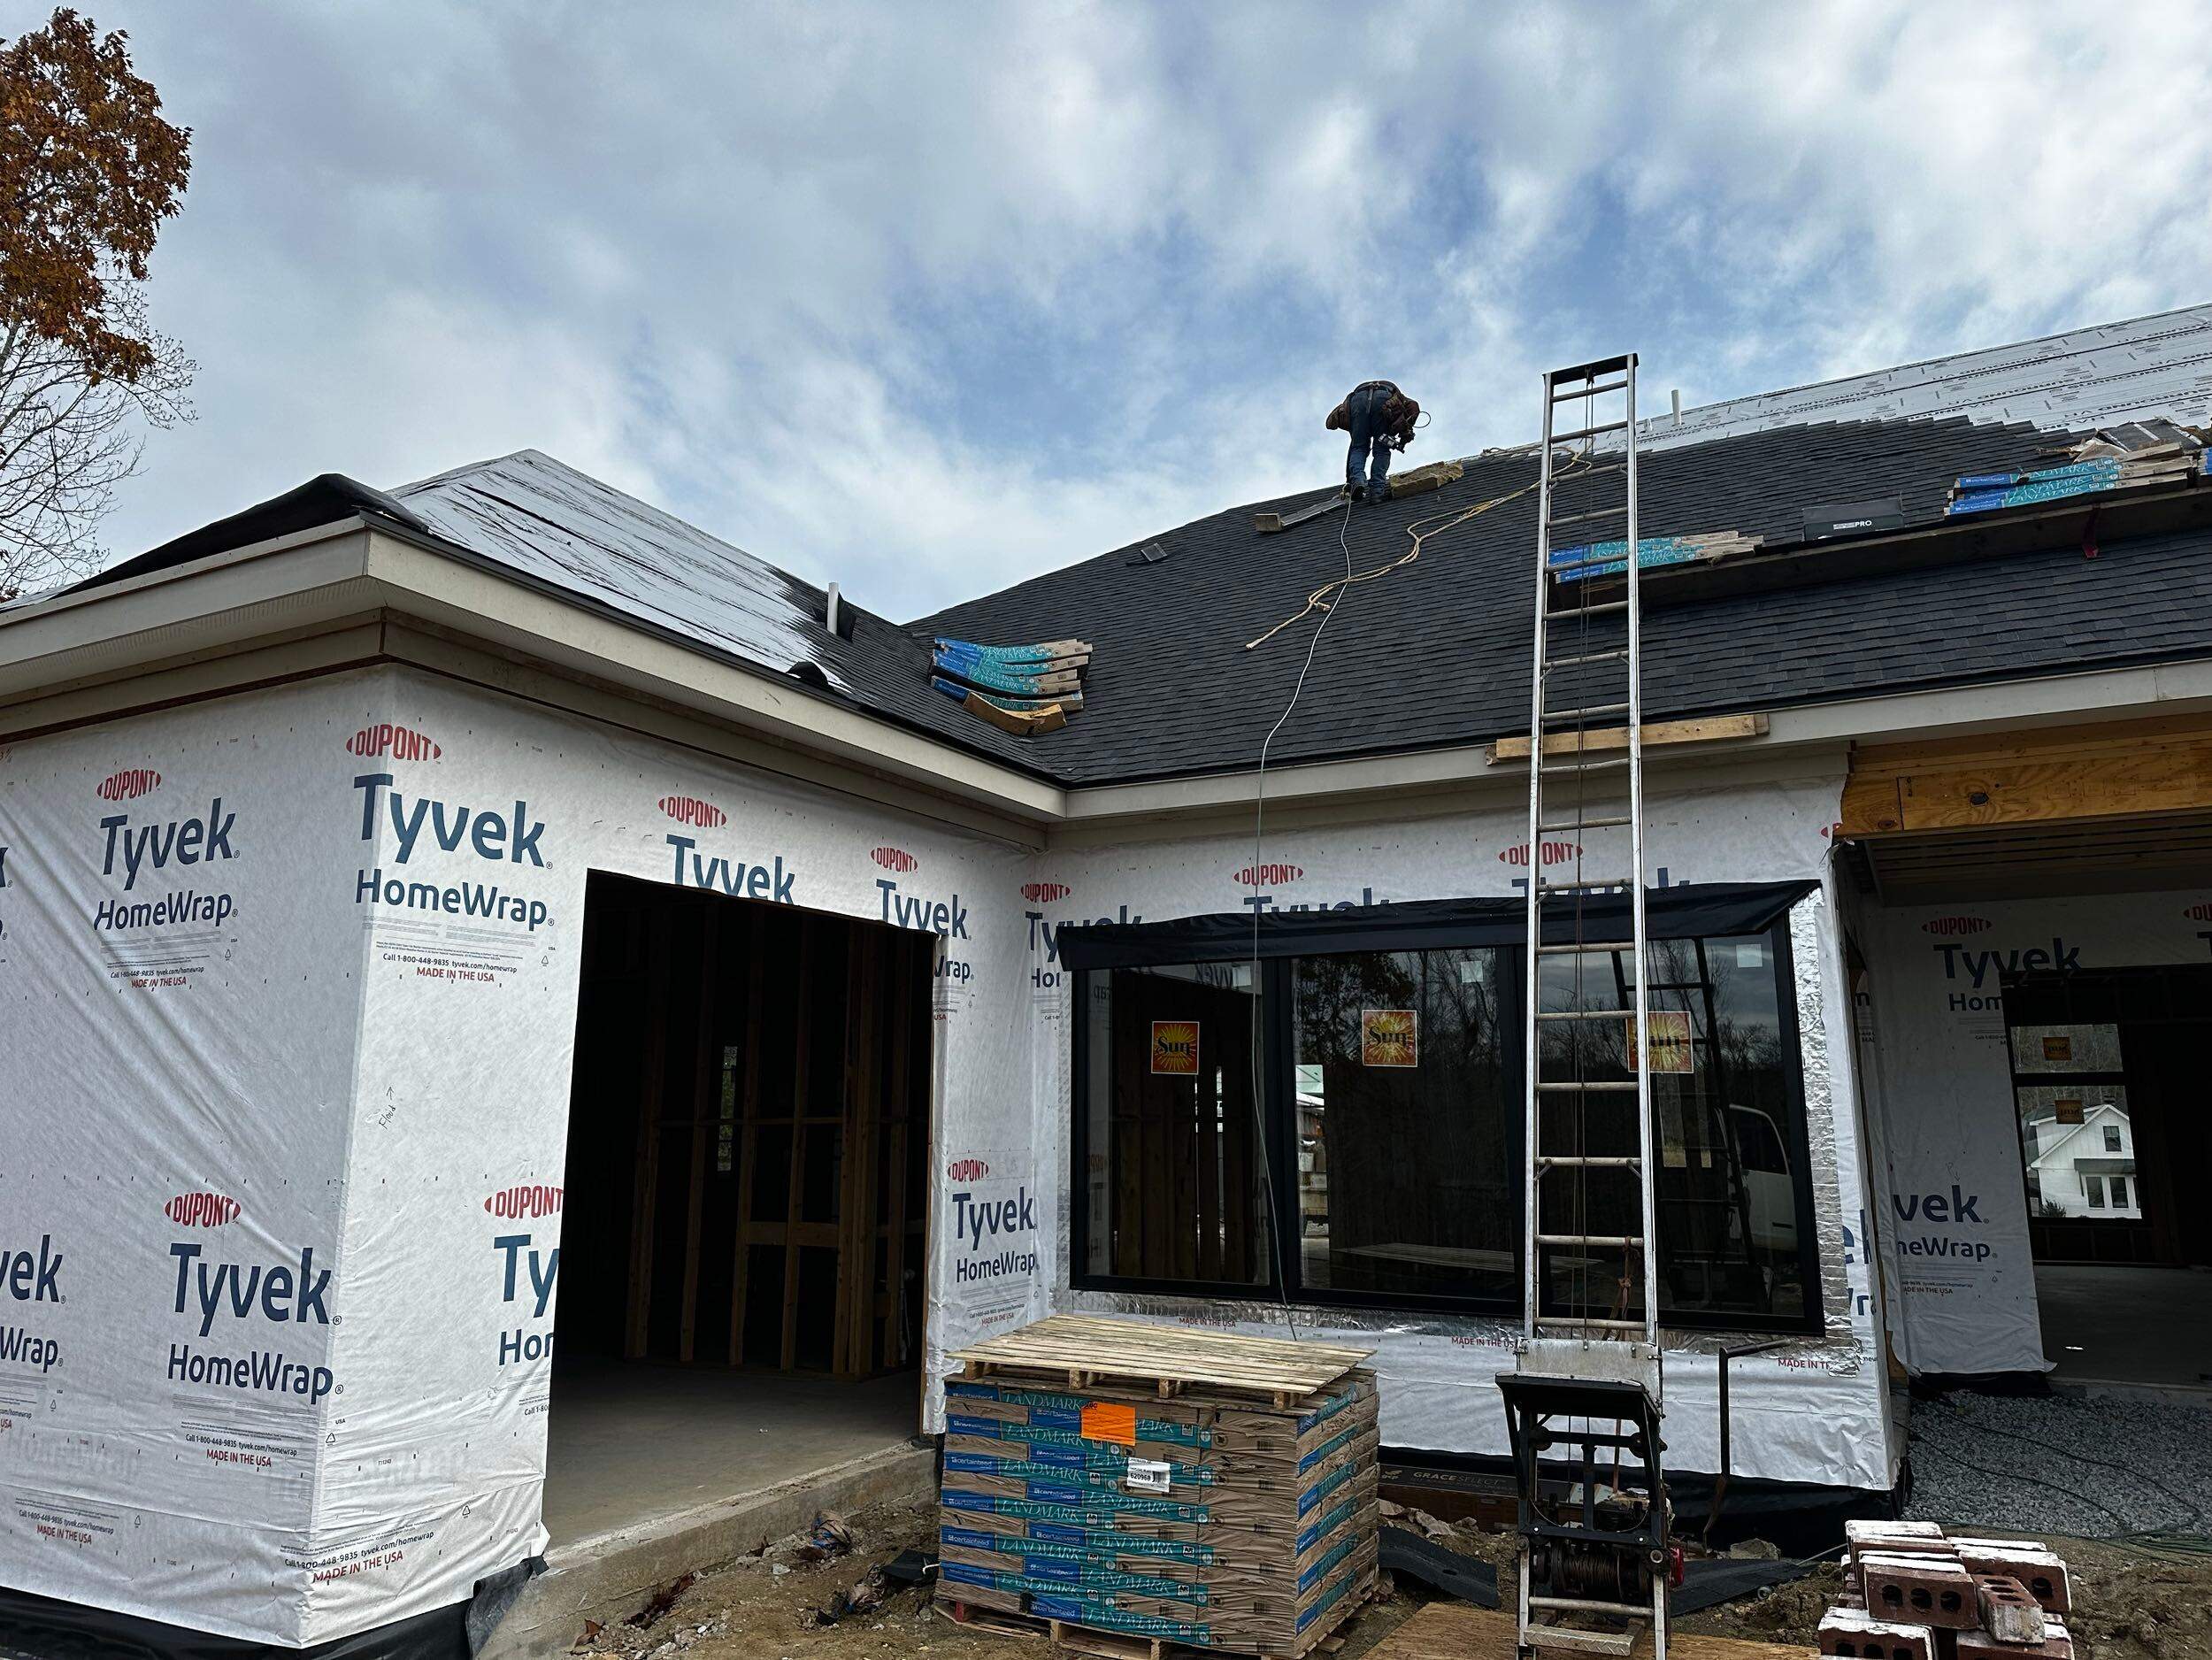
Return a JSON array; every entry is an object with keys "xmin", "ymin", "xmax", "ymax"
[
  {"xmin": 949, "ymin": 1312, "xmax": 1371, "ymax": 1399},
  {"xmin": 1254, "ymin": 490, "xmax": 1350, "ymax": 534},
  {"xmin": 1489, "ymin": 711, "xmax": 1767, "ymax": 762},
  {"xmin": 1363, "ymin": 1604, "xmax": 1814, "ymax": 1660}
]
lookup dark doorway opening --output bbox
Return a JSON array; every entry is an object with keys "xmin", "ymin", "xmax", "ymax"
[
  {"xmin": 543, "ymin": 872, "xmax": 933, "ymax": 1543},
  {"xmin": 2002, "ymin": 964, "xmax": 2212, "ymax": 1269}
]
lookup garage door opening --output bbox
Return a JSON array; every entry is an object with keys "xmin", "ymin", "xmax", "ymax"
[
  {"xmin": 542, "ymin": 871, "xmax": 933, "ymax": 1544},
  {"xmin": 2003, "ymin": 963, "xmax": 2212, "ymax": 1392}
]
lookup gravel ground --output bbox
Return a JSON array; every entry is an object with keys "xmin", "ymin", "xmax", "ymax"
[{"xmin": 1903, "ymin": 1389, "xmax": 2212, "ymax": 1538}]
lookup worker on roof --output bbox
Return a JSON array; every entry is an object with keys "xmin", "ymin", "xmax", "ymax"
[{"xmin": 1327, "ymin": 380, "xmax": 1419, "ymax": 503}]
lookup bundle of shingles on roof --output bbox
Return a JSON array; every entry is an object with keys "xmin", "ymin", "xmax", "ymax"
[
  {"xmin": 1547, "ymin": 527, "xmax": 1764, "ymax": 584},
  {"xmin": 932, "ymin": 637, "xmax": 1093, "ymax": 736},
  {"xmin": 1947, "ymin": 419, "xmax": 2208, "ymax": 516},
  {"xmin": 1820, "ymin": 1521, "xmax": 2075, "ymax": 1660}
]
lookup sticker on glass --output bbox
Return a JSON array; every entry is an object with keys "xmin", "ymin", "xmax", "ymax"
[
  {"xmin": 1149, "ymin": 1021, "xmax": 1200, "ymax": 1076},
  {"xmin": 1360, "ymin": 1009, "xmax": 1418, "ymax": 1068}
]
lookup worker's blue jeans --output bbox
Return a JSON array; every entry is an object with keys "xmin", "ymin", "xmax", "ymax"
[{"xmin": 1345, "ymin": 384, "xmax": 1393, "ymax": 500}]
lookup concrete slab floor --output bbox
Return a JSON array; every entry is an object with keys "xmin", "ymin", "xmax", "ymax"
[
  {"xmin": 541, "ymin": 1357, "xmax": 921, "ymax": 1545},
  {"xmin": 2035, "ymin": 1262, "xmax": 2212, "ymax": 1392}
]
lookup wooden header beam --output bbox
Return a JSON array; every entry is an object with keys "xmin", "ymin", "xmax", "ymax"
[
  {"xmin": 1488, "ymin": 711, "xmax": 1767, "ymax": 763},
  {"xmin": 1840, "ymin": 712, "xmax": 2212, "ymax": 837}
]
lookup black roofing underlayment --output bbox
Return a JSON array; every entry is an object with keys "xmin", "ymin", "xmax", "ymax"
[{"xmin": 918, "ymin": 416, "xmax": 2212, "ymax": 786}]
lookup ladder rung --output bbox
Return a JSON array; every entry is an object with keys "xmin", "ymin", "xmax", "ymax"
[
  {"xmin": 1536, "ymin": 877, "xmax": 1629, "ymax": 894},
  {"xmin": 1528, "ymin": 1595, "xmax": 1655, "ymax": 1618},
  {"xmin": 1551, "ymin": 599, "xmax": 1630, "ymax": 619},
  {"xmin": 1536, "ymin": 940, "xmax": 1625, "ymax": 955},
  {"xmin": 1536, "ymin": 1008, "xmax": 1631, "ymax": 1021},
  {"xmin": 1549, "ymin": 351, "xmax": 1634, "ymax": 382},
  {"xmin": 1540, "ymin": 702, "xmax": 1630, "ymax": 723},
  {"xmin": 1537, "ymin": 1080, "xmax": 1639, "ymax": 1091},
  {"xmin": 1538, "ymin": 756, "xmax": 1630, "ymax": 775},
  {"xmin": 1538, "ymin": 1156, "xmax": 1643, "ymax": 1169},
  {"xmin": 1546, "ymin": 503, "xmax": 1630, "ymax": 530},
  {"xmin": 1532, "ymin": 1317, "xmax": 1651, "ymax": 1335},
  {"xmin": 1539, "ymin": 815, "xmax": 1632, "ymax": 832},
  {"xmin": 1534, "ymin": 1234, "xmax": 1644, "ymax": 1249},
  {"xmin": 1544, "ymin": 646, "xmax": 1629, "ymax": 669},
  {"xmin": 1550, "ymin": 376, "xmax": 1630, "ymax": 403},
  {"xmin": 1550, "ymin": 419, "xmax": 1629, "ymax": 443}
]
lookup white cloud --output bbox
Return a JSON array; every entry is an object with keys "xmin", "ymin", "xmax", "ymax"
[{"xmin": 68, "ymin": 0, "xmax": 2212, "ymax": 618}]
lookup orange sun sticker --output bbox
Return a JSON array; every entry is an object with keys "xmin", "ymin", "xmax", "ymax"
[
  {"xmin": 1149, "ymin": 1021, "xmax": 1200, "ymax": 1075},
  {"xmin": 1361, "ymin": 1009, "xmax": 1418, "ymax": 1068}
]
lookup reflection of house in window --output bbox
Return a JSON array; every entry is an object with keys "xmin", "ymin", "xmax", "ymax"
[{"xmin": 2026, "ymin": 1101, "xmax": 2140, "ymax": 1220}]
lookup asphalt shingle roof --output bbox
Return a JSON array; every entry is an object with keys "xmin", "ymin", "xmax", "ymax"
[{"xmin": 919, "ymin": 415, "xmax": 2212, "ymax": 785}]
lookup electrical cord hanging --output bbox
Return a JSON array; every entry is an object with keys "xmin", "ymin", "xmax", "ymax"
[{"xmin": 1242, "ymin": 497, "xmax": 1358, "ymax": 1342}]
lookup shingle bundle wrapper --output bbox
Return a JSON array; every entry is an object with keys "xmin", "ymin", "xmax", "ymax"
[
  {"xmin": 1947, "ymin": 424, "xmax": 2206, "ymax": 516},
  {"xmin": 936, "ymin": 1317, "xmax": 1380, "ymax": 1655},
  {"xmin": 1549, "ymin": 528, "xmax": 1763, "ymax": 583}
]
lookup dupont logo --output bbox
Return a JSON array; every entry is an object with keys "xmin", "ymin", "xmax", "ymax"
[
  {"xmin": 165, "ymin": 1192, "xmax": 240, "ymax": 1228},
  {"xmin": 872, "ymin": 846, "xmax": 918, "ymax": 873},
  {"xmin": 1021, "ymin": 881, "xmax": 1071, "ymax": 903},
  {"xmin": 1923, "ymin": 916, "xmax": 1993, "ymax": 937},
  {"xmin": 2185, "ymin": 902, "xmax": 2212, "ymax": 923},
  {"xmin": 658, "ymin": 795, "xmax": 726, "ymax": 829},
  {"xmin": 1501, "ymin": 840, "xmax": 1580, "ymax": 868},
  {"xmin": 345, "ymin": 723, "xmax": 442, "ymax": 761},
  {"xmin": 96, "ymin": 767, "xmax": 161, "ymax": 802},
  {"xmin": 1233, "ymin": 863, "xmax": 1302, "ymax": 888},
  {"xmin": 948, "ymin": 1157, "xmax": 989, "ymax": 1182},
  {"xmin": 484, "ymin": 1184, "xmax": 564, "ymax": 1220}
]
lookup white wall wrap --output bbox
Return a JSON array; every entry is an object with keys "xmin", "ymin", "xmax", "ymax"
[{"xmin": 1855, "ymin": 886, "xmax": 2212, "ymax": 1378}]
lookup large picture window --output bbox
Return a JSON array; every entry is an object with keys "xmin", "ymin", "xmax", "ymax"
[{"xmin": 1070, "ymin": 896, "xmax": 1821, "ymax": 1332}]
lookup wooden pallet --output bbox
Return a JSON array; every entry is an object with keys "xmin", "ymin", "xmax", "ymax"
[
  {"xmin": 949, "ymin": 1314, "xmax": 1372, "ymax": 1408},
  {"xmin": 938, "ymin": 1571, "xmax": 1379, "ymax": 1660},
  {"xmin": 1363, "ymin": 1604, "xmax": 1815, "ymax": 1660}
]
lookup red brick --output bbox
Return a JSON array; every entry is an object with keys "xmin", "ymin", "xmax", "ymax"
[
  {"xmin": 1858, "ymin": 1553, "xmax": 1979, "ymax": 1629},
  {"xmin": 1956, "ymin": 1619, "xmax": 2073, "ymax": 1660},
  {"xmin": 1819, "ymin": 1608, "xmax": 1934, "ymax": 1660},
  {"xmin": 1952, "ymin": 1542, "xmax": 2070, "ymax": 1614},
  {"xmin": 1974, "ymin": 1575, "xmax": 2047, "ymax": 1645}
]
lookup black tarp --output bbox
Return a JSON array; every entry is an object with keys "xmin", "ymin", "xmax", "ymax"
[
  {"xmin": 65, "ymin": 473, "xmax": 431, "ymax": 596},
  {"xmin": 1055, "ymin": 880, "xmax": 1818, "ymax": 971}
]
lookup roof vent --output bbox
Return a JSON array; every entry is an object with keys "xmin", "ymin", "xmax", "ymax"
[
  {"xmin": 1128, "ymin": 542, "xmax": 1171, "ymax": 567},
  {"xmin": 823, "ymin": 581, "xmax": 856, "ymax": 642},
  {"xmin": 787, "ymin": 660, "xmax": 833, "ymax": 691}
]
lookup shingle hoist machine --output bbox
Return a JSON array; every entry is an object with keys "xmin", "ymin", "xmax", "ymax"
[{"xmin": 1500, "ymin": 352, "xmax": 1677, "ymax": 1660}]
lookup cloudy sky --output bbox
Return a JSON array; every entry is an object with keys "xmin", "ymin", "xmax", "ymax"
[{"xmin": 36, "ymin": 1, "xmax": 2212, "ymax": 619}]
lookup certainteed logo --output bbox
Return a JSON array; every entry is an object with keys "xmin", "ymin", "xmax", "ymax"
[
  {"xmin": 658, "ymin": 795, "xmax": 726, "ymax": 828},
  {"xmin": 1021, "ymin": 881, "xmax": 1071, "ymax": 903},
  {"xmin": 165, "ymin": 1192, "xmax": 240, "ymax": 1228},
  {"xmin": 346, "ymin": 724, "xmax": 442, "ymax": 761},
  {"xmin": 484, "ymin": 1184, "xmax": 564, "ymax": 1220},
  {"xmin": 97, "ymin": 767, "xmax": 161, "ymax": 802},
  {"xmin": 1923, "ymin": 916, "xmax": 1993, "ymax": 937},
  {"xmin": 1233, "ymin": 863, "xmax": 1302, "ymax": 888},
  {"xmin": 872, "ymin": 846, "xmax": 918, "ymax": 873}
]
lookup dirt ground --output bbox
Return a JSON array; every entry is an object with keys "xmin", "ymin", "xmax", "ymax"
[{"xmin": 569, "ymin": 1500, "xmax": 2212, "ymax": 1660}]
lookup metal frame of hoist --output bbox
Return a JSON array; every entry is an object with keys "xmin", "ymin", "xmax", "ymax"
[{"xmin": 1507, "ymin": 350, "xmax": 1671, "ymax": 1660}]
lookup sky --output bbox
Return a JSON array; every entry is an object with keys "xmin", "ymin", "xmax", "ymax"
[{"xmin": 24, "ymin": 0, "xmax": 2212, "ymax": 620}]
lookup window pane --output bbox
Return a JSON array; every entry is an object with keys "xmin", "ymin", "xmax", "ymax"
[
  {"xmin": 1290, "ymin": 948, "xmax": 1515, "ymax": 1300},
  {"xmin": 1082, "ymin": 964, "xmax": 1270, "ymax": 1287},
  {"xmin": 1534, "ymin": 932, "xmax": 1805, "ymax": 1322},
  {"xmin": 2009, "ymin": 1024, "xmax": 2123, "ymax": 1074},
  {"xmin": 2018, "ymin": 1086, "xmax": 2134, "ymax": 1223}
]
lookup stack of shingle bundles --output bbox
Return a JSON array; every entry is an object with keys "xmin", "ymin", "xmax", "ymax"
[
  {"xmin": 1820, "ymin": 1521, "xmax": 2075, "ymax": 1660},
  {"xmin": 1548, "ymin": 528, "xmax": 1764, "ymax": 583},
  {"xmin": 1948, "ymin": 421, "xmax": 2206, "ymax": 516},
  {"xmin": 935, "ymin": 1314, "xmax": 1380, "ymax": 1656}
]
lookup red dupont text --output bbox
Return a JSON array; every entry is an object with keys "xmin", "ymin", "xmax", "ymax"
[
  {"xmin": 658, "ymin": 795, "xmax": 726, "ymax": 828},
  {"xmin": 485, "ymin": 1184, "xmax": 564, "ymax": 1219},
  {"xmin": 97, "ymin": 767, "xmax": 161, "ymax": 801},
  {"xmin": 165, "ymin": 1192, "xmax": 241, "ymax": 1228},
  {"xmin": 346, "ymin": 724, "xmax": 442, "ymax": 761}
]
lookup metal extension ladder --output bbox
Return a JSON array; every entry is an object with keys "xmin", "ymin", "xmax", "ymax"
[{"xmin": 1500, "ymin": 353, "xmax": 1672, "ymax": 1660}]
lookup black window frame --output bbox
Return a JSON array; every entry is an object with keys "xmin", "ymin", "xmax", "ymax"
[{"xmin": 1068, "ymin": 906, "xmax": 1826, "ymax": 1336}]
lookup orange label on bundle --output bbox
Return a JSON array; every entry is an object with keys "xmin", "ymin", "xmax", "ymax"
[{"xmin": 1080, "ymin": 1403, "xmax": 1137, "ymax": 1446}]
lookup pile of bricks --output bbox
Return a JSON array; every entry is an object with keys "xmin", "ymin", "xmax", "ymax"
[{"xmin": 1819, "ymin": 1521, "xmax": 2074, "ymax": 1660}]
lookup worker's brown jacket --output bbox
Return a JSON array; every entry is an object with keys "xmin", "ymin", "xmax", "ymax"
[{"xmin": 1326, "ymin": 383, "xmax": 1419, "ymax": 442}]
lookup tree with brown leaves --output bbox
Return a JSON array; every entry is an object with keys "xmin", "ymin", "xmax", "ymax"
[{"xmin": 0, "ymin": 7, "xmax": 192, "ymax": 598}]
